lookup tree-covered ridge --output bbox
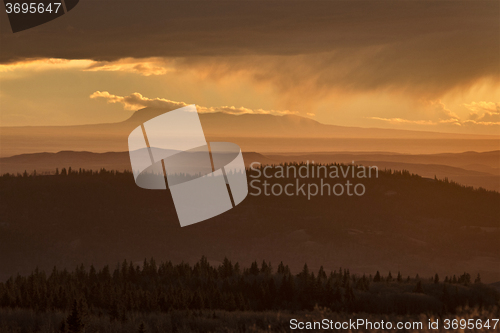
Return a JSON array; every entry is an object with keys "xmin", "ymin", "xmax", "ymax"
[
  {"xmin": 2, "ymin": 163, "xmax": 499, "ymax": 195},
  {"xmin": 1, "ymin": 257, "xmax": 497, "ymax": 320},
  {"xmin": 1, "ymin": 164, "xmax": 499, "ymax": 286}
]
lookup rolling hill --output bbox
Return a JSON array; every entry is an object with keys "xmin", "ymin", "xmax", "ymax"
[
  {"xmin": 1, "ymin": 150, "xmax": 499, "ymax": 191},
  {"xmin": 1, "ymin": 166, "xmax": 499, "ymax": 284}
]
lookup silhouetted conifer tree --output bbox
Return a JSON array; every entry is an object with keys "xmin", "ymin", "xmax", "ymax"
[
  {"xmin": 66, "ymin": 300, "xmax": 84, "ymax": 333},
  {"xmin": 249, "ymin": 261, "xmax": 259, "ymax": 275},
  {"xmin": 413, "ymin": 280, "xmax": 424, "ymax": 293}
]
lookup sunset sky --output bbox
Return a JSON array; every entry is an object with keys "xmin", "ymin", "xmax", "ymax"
[{"xmin": 1, "ymin": 1, "xmax": 499, "ymax": 135}]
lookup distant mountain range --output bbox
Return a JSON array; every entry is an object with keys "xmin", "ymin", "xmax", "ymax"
[
  {"xmin": 1, "ymin": 107, "xmax": 499, "ymax": 156},
  {"xmin": 127, "ymin": 108, "xmax": 496, "ymax": 139}
]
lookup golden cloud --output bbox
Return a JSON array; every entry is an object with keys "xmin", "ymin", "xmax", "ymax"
[
  {"xmin": 369, "ymin": 117, "xmax": 436, "ymax": 126},
  {"xmin": 84, "ymin": 58, "xmax": 175, "ymax": 76},
  {"xmin": 0, "ymin": 58, "xmax": 93, "ymax": 73},
  {"xmin": 464, "ymin": 101, "xmax": 500, "ymax": 124},
  {"xmin": 89, "ymin": 91, "xmax": 298, "ymax": 116},
  {"xmin": 0, "ymin": 58, "xmax": 174, "ymax": 77},
  {"xmin": 370, "ymin": 100, "xmax": 500, "ymax": 127}
]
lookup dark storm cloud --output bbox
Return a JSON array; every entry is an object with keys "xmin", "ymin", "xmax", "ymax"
[{"xmin": 1, "ymin": 1, "xmax": 498, "ymax": 95}]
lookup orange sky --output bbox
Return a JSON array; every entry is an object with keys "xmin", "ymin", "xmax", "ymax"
[{"xmin": 0, "ymin": 1, "xmax": 499, "ymax": 134}]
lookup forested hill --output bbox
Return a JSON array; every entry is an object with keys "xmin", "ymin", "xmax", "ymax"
[
  {"xmin": 0, "ymin": 165, "xmax": 499, "ymax": 284},
  {"xmin": 1, "ymin": 257, "xmax": 497, "ymax": 316}
]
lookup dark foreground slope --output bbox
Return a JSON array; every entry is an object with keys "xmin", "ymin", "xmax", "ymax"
[
  {"xmin": 0, "ymin": 166, "xmax": 499, "ymax": 283},
  {"xmin": 0, "ymin": 256, "xmax": 498, "ymax": 333}
]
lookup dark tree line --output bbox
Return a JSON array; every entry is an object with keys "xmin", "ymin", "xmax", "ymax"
[
  {"xmin": 0, "ymin": 257, "xmax": 497, "ymax": 322},
  {"xmin": 2, "ymin": 164, "xmax": 498, "ymax": 196}
]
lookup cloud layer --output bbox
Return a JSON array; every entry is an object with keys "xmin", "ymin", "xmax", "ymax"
[
  {"xmin": 90, "ymin": 91, "xmax": 297, "ymax": 116},
  {"xmin": 84, "ymin": 58, "xmax": 173, "ymax": 76},
  {"xmin": 370, "ymin": 100, "xmax": 500, "ymax": 127},
  {"xmin": 1, "ymin": 1, "xmax": 498, "ymax": 99},
  {"xmin": 465, "ymin": 102, "xmax": 500, "ymax": 124}
]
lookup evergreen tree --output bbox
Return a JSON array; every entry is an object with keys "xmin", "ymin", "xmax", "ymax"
[
  {"xmin": 317, "ymin": 266, "xmax": 327, "ymax": 282},
  {"xmin": 299, "ymin": 264, "xmax": 310, "ymax": 282},
  {"xmin": 249, "ymin": 261, "xmax": 259, "ymax": 275},
  {"xmin": 261, "ymin": 260, "xmax": 272, "ymax": 275},
  {"xmin": 190, "ymin": 291, "xmax": 204, "ymax": 310},
  {"xmin": 234, "ymin": 262, "xmax": 241, "ymax": 275},
  {"xmin": 66, "ymin": 300, "xmax": 84, "ymax": 333},
  {"xmin": 109, "ymin": 300, "xmax": 121, "ymax": 321},
  {"xmin": 58, "ymin": 320, "xmax": 67, "ymax": 333},
  {"xmin": 413, "ymin": 280, "xmax": 424, "ymax": 293},
  {"xmin": 344, "ymin": 281, "xmax": 355, "ymax": 307},
  {"xmin": 277, "ymin": 261, "xmax": 286, "ymax": 274},
  {"xmin": 220, "ymin": 257, "xmax": 233, "ymax": 278}
]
